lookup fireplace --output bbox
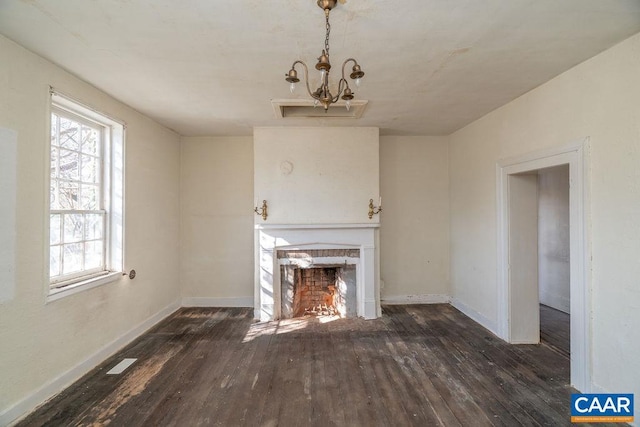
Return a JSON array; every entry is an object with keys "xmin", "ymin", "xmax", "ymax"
[
  {"xmin": 254, "ymin": 223, "xmax": 380, "ymax": 321},
  {"xmin": 280, "ymin": 250, "xmax": 358, "ymax": 318}
]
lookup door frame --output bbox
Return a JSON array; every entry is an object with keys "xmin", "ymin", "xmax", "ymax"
[{"xmin": 496, "ymin": 138, "xmax": 591, "ymax": 392}]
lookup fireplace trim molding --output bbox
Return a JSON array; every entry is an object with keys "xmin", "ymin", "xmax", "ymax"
[{"xmin": 254, "ymin": 223, "xmax": 380, "ymax": 321}]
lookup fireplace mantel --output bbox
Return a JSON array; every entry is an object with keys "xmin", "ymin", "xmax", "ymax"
[
  {"xmin": 254, "ymin": 223, "xmax": 381, "ymax": 321},
  {"xmin": 255, "ymin": 223, "xmax": 380, "ymax": 230}
]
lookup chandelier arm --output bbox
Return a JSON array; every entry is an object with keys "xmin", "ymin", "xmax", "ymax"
[
  {"xmin": 332, "ymin": 78, "xmax": 348, "ymax": 103},
  {"xmin": 341, "ymin": 58, "xmax": 358, "ymax": 78},
  {"xmin": 291, "ymin": 60, "xmax": 317, "ymax": 99}
]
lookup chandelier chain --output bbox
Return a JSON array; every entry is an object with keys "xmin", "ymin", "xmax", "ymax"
[{"xmin": 324, "ymin": 13, "xmax": 331, "ymax": 56}]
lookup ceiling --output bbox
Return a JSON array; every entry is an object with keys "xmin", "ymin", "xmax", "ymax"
[{"xmin": 1, "ymin": 0, "xmax": 640, "ymax": 137}]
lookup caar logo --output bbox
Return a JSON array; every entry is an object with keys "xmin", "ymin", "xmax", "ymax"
[{"xmin": 571, "ymin": 393, "xmax": 634, "ymax": 423}]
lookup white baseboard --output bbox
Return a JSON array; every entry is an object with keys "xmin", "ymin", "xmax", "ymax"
[
  {"xmin": 182, "ymin": 296, "xmax": 253, "ymax": 307},
  {"xmin": 381, "ymin": 294, "xmax": 451, "ymax": 305},
  {"xmin": 450, "ymin": 297, "xmax": 498, "ymax": 337},
  {"xmin": 0, "ymin": 299, "xmax": 181, "ymax": 427}
]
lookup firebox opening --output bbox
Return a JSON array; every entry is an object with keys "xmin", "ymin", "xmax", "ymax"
[
  {"xmin": 281, "ymin": 264, "xmax": 356, "ymax": 319},
  {"xmin": 293, "ymin": 268, "xmax": 336, "ymax": 317}
]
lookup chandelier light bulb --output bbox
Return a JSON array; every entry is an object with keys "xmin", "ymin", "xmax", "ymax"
[
  {"xmin": 313, "ymin": 99, "xmax": 319, "ymax": 108},
  {"xmin": 355, "ymin": 77, "xmax": 361, "ymax": 88},
  {"xmin": 345, "ymin": 99, "xmax": 351, "ymax": 111},
  {"xmin": 289, "ymin": 82, "xmax": 296, "ymax": 93}
]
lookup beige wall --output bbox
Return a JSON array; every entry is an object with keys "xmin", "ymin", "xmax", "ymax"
[
  {"xmin": 380, "ymin": 136, "xmax": 450, "ymax": 302},
  {"xmin": 182, "ymin": 132, "xmax": 450, "ymax": 306},
  {"xmin": 180, "ymin": 136, "xmax": 254, "ymax": 302},
  {"xmin": 450, "ymin": 33, "xmax": 640, "ymax": 399},
  {"xmin": 0, "ymin": 35, "xmax": 181, "ymax": 421},
  {"xmin": 538, "ymin": 165, "xmax": 570, "ymax": 313},
  {"xmin": 253, "ymin": 127, "xmax": 380, "ymax": 225}
]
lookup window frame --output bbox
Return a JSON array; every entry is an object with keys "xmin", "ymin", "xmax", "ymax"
[
  {"xmin": 46, "ymin": 89, "xmax": 125, "ymax": 301},
  {"xmin": 49, "ymin": 107, "xmax": 108, "ymax": 285}
]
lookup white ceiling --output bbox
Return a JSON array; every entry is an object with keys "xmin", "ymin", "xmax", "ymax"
[{"xmin": 1, "ymin": 0, "xmax": 640, "ymax": 136}]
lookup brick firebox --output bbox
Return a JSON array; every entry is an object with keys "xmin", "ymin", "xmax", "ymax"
[
  {"xmin": 279, "ymin": 249, "xmax": 358, "ymax": 319},
  {"xmin": 292, "ymin": 268, "xmax": 337, "ymax": 317}
]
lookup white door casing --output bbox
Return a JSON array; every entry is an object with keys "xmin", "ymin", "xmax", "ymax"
[{"xmin": 496, "ymin": 138, "xmax": 591, "ymax": 392}]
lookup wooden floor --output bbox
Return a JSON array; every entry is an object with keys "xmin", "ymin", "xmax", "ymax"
[
  {"xmin": 540, "ymin": 304, "xmax": 570, "ymax": 357},
  {"xmin": 19, "ymin": 305, "xmax": 615, "ymax": 426}
]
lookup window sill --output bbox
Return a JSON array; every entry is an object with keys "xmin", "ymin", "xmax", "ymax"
[{"xmin": 46, "ymin": 271, "xmax": 123, "ymax": 303}]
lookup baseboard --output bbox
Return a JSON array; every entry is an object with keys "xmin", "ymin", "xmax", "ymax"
[
  {"xmin": 450, "ymin": 297, "xmax": 498, "ymax": 336},
  {"xmin": 381, "ymin": 294, "xmax": 450, "ymax": 305},
  {"xmin": 0, "ymin": 299, "xmax": 181, "ymax": 427},
  {"xmin": 182, "ymin": 296, "xmax": 253, "ymax": 307}
]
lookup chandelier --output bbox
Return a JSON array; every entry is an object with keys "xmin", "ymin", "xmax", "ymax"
[{"xmin": 285, "ymin": 0, "xmax": 365, "ymax": 111}]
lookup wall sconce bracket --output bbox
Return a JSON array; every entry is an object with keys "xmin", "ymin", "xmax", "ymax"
[
  {"xmin": 255, "ymin": 200, "xmax": 268, "ymax": 221},
  {"xmin": 368, "ymin": 198, "xmax": 382, "ymax": 219}
]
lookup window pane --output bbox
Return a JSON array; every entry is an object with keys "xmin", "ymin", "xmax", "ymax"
[
  {"xmin": 59, "ymin": 117, "xmax": 79, "ymax": 150},
  {"xmin": 64, "ymin": 214, "xmax": 84, "ymax": 243},
  {"xmin": 51, "ymin": 147, "xmax": 58, "ymax": 178},
  {"xmin": 51, "ymin": 113, "xmax": 59, "ymax": 146},
  {"xmin": 63, "ymin": 243, "xmax": 83, "ymax": 274},
  {"xmin": 50, "ymin": 183, "xmax": 60, "ymax": 210},
  {"xmin": 59, "ymin": 149, "xmax": 79, "ymax": 181},
  {"xmin": 85, "ymin": 213, "xmax": 104, "ymax": 240},
  {"xmin": 81, "ymin": 184, "xmax": 99, "ymax": 210},
  {"xmin": 50, "ymin": 245, "xmax": 61, "ymax": 277},
  {"xmin": 50, "ymin": 214, "xmax": 61, "ymax": 245},
  {"xmin": 82, "ymin": 126, "xmax": 100, "ymax": 156},
  {"xmin": 85, "ymin": 241, "xmax": 104, "ymax": 270},
  {"xmin": 81, "ymin": 154, "xmax": 99, "ymax": 183},
  {"xmin": 58, "ymin": 182, "xmax": 79, "ymax": 209}
]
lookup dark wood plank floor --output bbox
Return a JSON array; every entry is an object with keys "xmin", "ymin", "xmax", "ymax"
[
  {"xmin": 18, "ymin": 305, "xmax": 618, "ymax": 426},
  {"xmin": 540, "ymin": 304, "xmax": 570, "ymax": 357}
]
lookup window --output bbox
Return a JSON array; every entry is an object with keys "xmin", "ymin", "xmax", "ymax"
[{"xmin": 48, "ymin": 91, "xmax": 124, "ymax": 298}]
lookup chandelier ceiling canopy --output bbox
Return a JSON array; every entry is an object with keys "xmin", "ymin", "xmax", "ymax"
[{"xmin": 285, "ymin": 0, "xmax": 365, "ymax": 112}]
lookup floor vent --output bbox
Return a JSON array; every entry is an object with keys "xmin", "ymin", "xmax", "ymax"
[
  {"xmin": 271, "ymin": 99, "xmax": 368, "ymax": 119},
  {"xmin": 106, "ymin": 358, "xmax": 137, "ymax": 375}
]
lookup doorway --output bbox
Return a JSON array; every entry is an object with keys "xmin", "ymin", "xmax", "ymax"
[
  {"xmin": 538, "ymin": 165, "xmax": 570, "ymax": 356},
  {"xmin": 496, "ymin": 140, "xmax": 591, "ymax": 392}
]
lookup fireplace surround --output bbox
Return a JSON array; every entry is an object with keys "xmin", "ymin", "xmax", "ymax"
[{"xmin": 254, "ymin": 223, "xmax": 380, "ymax": 321}]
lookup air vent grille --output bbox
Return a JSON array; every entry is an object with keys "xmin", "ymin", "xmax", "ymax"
[{"xmin": 271, "ymin": 99, "xmax": 368, "ymax": 119}]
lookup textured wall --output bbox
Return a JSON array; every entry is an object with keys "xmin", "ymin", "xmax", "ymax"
[
  {"xmin": 253, "ymin": 127, "xmax": 380, "ymax": 225},
  {"xmin": 0, "ymin": 34, "xmax": 181, "ymax": 421},
  {"xmin": 379, "ymin": 136, "xmax": 450, "ymax": 301},
  {"xmin": 450, "ymin": 33, "xmax": 640, "ymax": 403},
  {"xmin": 182, "ymin": 132, "xmax": 451, "ymax": 305},
  {"xmin": 538, "ymin": 165, "xmax": 570, "ymax": 313},
  {"xmin": 180, "ymin": 136, "xmax": 254, "ymax": 301}
]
